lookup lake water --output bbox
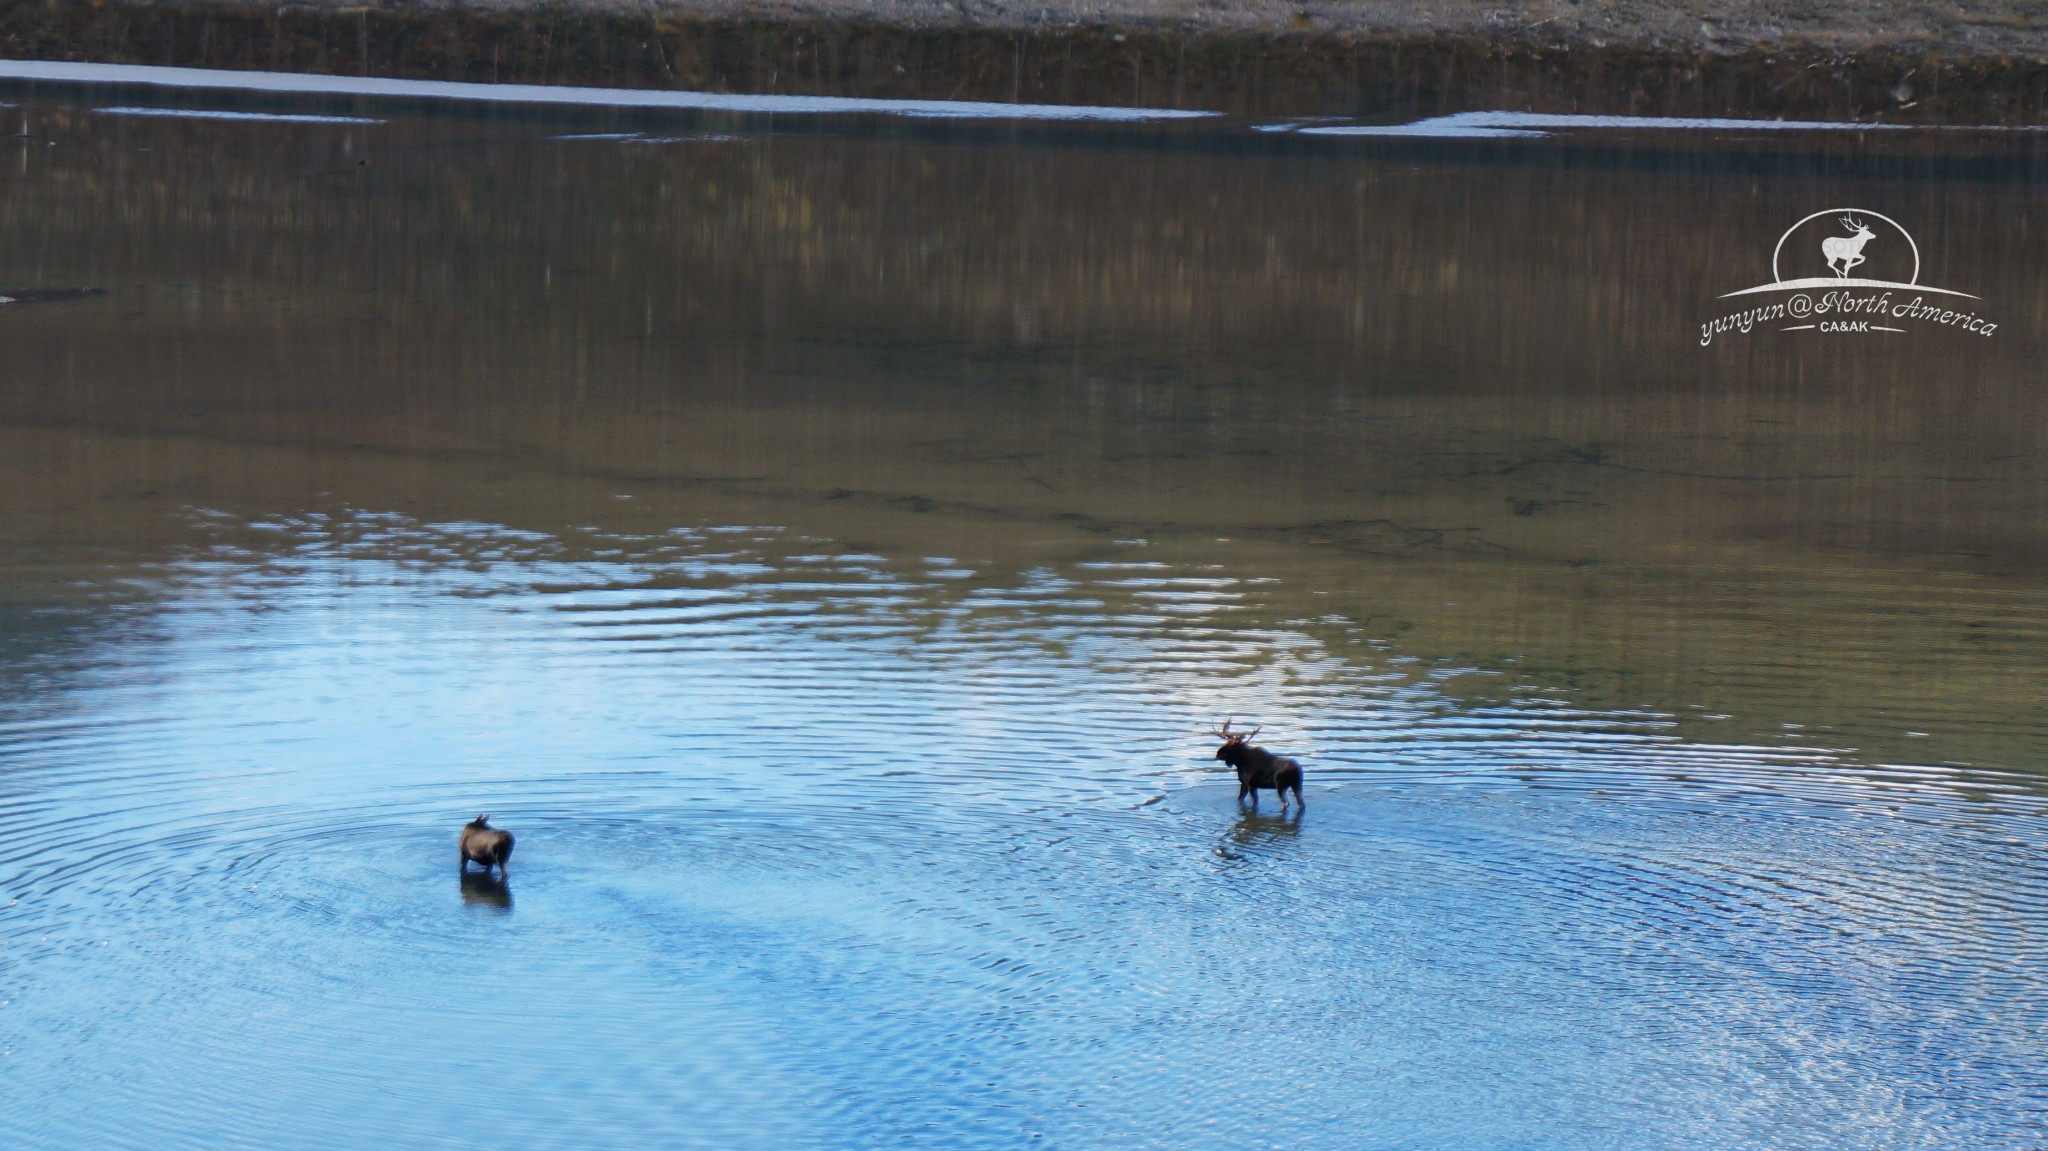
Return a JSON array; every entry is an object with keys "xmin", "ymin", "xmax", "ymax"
[{"xmin": 2, "ymin": 82, "xmax": 2047, "ymax": 1149}]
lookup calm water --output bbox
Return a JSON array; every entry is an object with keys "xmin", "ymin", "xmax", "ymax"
[{"xmin": 3, "ymin": 89, "xmax": 2048, "ymax": 1149}]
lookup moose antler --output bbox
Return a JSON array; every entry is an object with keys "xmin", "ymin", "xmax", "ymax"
[{"xmin": 1210, "ymin": 718, "xmax": 1260, "ymax": 743}]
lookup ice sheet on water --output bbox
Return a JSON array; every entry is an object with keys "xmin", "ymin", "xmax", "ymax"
[
  {"xmin": 0, "ymin": 60, "xmax": 1216, "ymax": 123},
  {"xmin": 93, "ymin": 106, "xmax": 383, "ymax": 124},
  {"xmin": 1290, "ymin": 111, "xmax": 1933, "ymax": 138}
]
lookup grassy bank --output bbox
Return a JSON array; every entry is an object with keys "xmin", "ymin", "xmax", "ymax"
[{"xmin": 2, "ymin": 1, "xmax": 2047, "ymax": 121}]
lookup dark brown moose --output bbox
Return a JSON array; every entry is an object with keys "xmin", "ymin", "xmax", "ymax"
[
  {"xmin": 459, "ymin": 814, "xmax": 515, "ymax": 876},
  {"xmin": 1213, "ymin": 720, "xmax": 1304, "ymax": 812}
]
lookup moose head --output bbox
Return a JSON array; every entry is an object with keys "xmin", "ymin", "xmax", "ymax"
[{"xmin": 1211, "ymin": 717, "xmax": 1261, "ymax": 758}]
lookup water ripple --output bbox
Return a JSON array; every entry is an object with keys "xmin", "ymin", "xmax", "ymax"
[{"xmin": 2, "ymin": 511, "xmax": 2045, "ymax": 1149}]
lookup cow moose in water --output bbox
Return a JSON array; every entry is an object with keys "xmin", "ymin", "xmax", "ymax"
[
  {"xmin": 1212, "ymin": 720, "xmax": 1304, "ymax": 812},
  {"xmin": 459, "ymin": 814, "xmax": 515, "ymax": 876}
]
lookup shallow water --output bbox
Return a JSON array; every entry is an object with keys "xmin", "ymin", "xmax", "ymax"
[{"xmin": 2, "ymin": 85, "xmax": 2047, "ymax": 1149}]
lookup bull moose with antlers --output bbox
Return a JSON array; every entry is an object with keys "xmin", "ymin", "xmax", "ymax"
[{"xmin": 1212, "ymin": 720, "xmax": 1304, "ymax": 811}]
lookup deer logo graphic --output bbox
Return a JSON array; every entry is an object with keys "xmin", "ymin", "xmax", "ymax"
[
  {"xmin": 1821, "ymin": 215, "xmax": 1877, "ymax": 279},
  {"xmin": 1702, "ymin": 207, "xmax": 1997, "ymax": 346}
]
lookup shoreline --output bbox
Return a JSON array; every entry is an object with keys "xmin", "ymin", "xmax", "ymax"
[{"xmin": 2, "ymin": 2, "xmax": 2046, "ymax": 124}]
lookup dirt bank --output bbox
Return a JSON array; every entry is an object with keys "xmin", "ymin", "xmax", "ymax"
[{"xmin": 3, "ymin": 0, "xmax": 2047, "ymax": 121}]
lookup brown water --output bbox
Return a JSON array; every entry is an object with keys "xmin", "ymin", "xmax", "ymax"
[{"xmin": 2, "ymin": 93, "xmax": 2047, "ymax": 1149}]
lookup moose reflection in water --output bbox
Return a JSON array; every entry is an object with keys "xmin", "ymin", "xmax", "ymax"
[
  {"xmin": 1215, "ymin": 809, "xmax": 1305, "ymax": 861},
  {"xmin": 459, "ymin": 869, "xmax": 513, "ymax": 909},
  {"xmin": 1212, "ymin": 720, "xmax": 1305, "ymax": 812}
]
